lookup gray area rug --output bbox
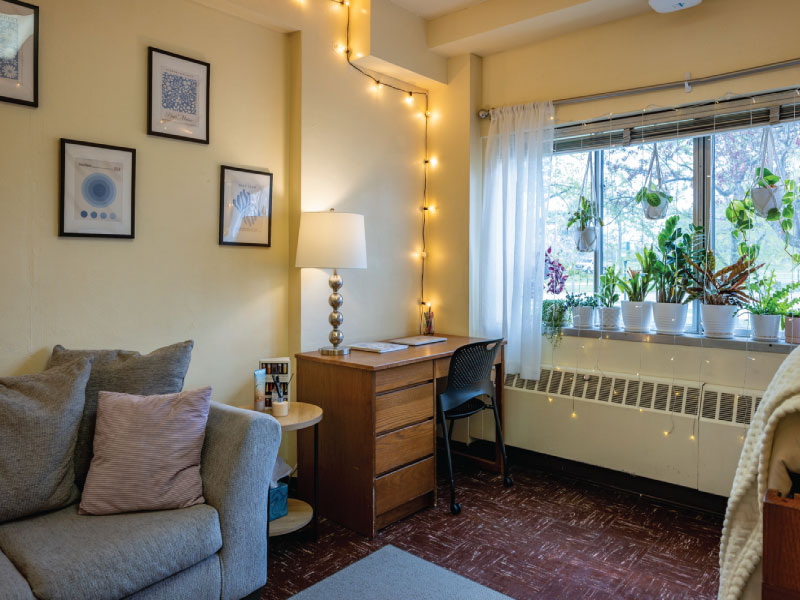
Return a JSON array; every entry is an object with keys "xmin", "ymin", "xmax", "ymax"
[{"xmin": 290, "ymin": 545, "xmax": 512, "ymax": 599}]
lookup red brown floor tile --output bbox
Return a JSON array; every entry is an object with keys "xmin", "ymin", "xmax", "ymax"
[{"xmin": 261, "ymin": 460, "xmax": 722, "ymax": 599}]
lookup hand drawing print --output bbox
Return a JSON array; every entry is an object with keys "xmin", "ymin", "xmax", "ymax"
[
  {"xmin": 0, "ymin": 15, "xmax": 20, "ymax": 82},
  {"xmin": 224, "ymin": 182, "xmax": 270, "ymax": 242},
  {"xmin": 159, "ymin": 67, "xmax": 199, "ymax": 126}
]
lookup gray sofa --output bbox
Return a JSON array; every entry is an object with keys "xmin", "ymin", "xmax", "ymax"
[{"xmin": 0, "ymin": 402, "xmax": 282, "ymax": 600}]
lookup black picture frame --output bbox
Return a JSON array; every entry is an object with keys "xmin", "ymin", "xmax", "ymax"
[
  {"xmin": 219, "ymin": 165, "xmax": 273, "ymax": 248},
  {"xmin": 147, "ymin": 46, "xmax": 210, "ymax": 144},
  {"xmin": 0, "ymin": 0, "xmax": 39, "ymax": 107},
  {"xmin": 59, "ymin": 138, "xmax": 136, "ymax": 239}
]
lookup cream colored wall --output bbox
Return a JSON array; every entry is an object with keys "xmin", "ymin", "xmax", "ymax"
[
  {"xmin": 0, "ymin": 0, "xmax": 288, "ymax": 407},
  {"xmin": 483, "ymin": 0, "xmax": 800, "ymax": 125}
]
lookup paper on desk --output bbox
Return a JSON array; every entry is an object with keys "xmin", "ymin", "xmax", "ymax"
[{"xmin": 271, "ymin": 456, "xmax": 294, "ymax": 488}]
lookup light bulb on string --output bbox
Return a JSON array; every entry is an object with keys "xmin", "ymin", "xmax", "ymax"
[{"xmin": 405, "ymin": 92, "xmax": 414, "ymax": 105}]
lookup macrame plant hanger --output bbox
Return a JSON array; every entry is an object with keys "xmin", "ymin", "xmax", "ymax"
[
  {"xmin": 641, "ymin": 143, "xmax": 670, "ymax": 220},
  {"xmin": 574, "ymin": 151, "xmax": 600, "ymax": 253}
]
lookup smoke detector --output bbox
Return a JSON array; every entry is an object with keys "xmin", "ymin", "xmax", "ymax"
[{"xmin": 648, "ymin": 0, "xmax": 701, "ymax": 12}]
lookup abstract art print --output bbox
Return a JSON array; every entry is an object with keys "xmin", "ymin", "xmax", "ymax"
[
  {"xmin": 219, "ymin": 166, "xmax": 273, "ymax": 247},
  {"xmin": 147, "ymin": 47, "xmax": 209, "ymax": 144},
  {"xmin": 0, "ymin": 0, "xmax": 38, "ymax": 107},
  {"xmin": 60, "ymin": 139, "xmax": 135, "ymax": 239}
]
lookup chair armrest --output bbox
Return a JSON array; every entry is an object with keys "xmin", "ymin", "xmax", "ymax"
[
  {"xmin": 762, "ymin": 489, "xmax": 800, "ymax": 600},
  {"xmin": 201, "ymin": 402, "xmax": 282, "ymax": 600}
]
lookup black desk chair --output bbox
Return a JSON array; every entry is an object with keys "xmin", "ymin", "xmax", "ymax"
[{"xmin": 437, "ymin": 338, "xmax": 513, "ymax": 515}]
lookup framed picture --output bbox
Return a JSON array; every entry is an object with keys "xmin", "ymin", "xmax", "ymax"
[
  {"xmin": 147, "ymin": 47, "xmax": 209, "ymax": 144},
  {"xmin": 219, "ymin": 166, "xmax": 273, "ymax": 247},
  {"xmin": 59, "ymin": 139, "xmax": 136, "ymax": 239},
  {"xmin": 0, "ymin": 0, "xmax": 38, "ymax": 107}
]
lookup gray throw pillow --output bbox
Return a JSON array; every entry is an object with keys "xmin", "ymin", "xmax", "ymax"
[
  {"xmin": 0, "ymin": 357, "xmax": 93, "ymax": 523},
  {"xmin": 46, "ymin": 341, "xmax": 193, "ymax": 489}
]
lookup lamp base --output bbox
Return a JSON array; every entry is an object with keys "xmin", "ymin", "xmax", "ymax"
[{"xmin": 320, "ymin": 346, "xmax": 350, "ymax": 356}]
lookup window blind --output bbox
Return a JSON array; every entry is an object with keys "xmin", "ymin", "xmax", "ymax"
[{"xmin": 554, "ymin": 89, "xmax": 800, "ymax": 154}]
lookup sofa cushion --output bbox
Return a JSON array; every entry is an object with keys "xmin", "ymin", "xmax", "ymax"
[
  {"xmin": 0, "ymin": 502, "xmax": 222, "ymax": 600},
  {"xmin": 0, "ymin": 551, "xmax": 35, "ymax": 600},
  {"xmin": 80, "ymin": 388, "xmax": 212, "ymax": 515},
  {"xmin": 0, "ymin": 358, "xmax": 93, "ymax": 523},
  {"xmin": 125, "ymin": 555, "xmax": 220, "ymax": 600},
  {"xmin": 46, "ymin": 340, "xmax": 193, "ymax": 488}
]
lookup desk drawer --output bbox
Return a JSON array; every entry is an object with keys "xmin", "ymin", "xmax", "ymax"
[
  {"xmin": 375, "ymin": 383, "xmax": 433, "ymax": 434},
  {"xmin": 375, "ymin": 456, "xmax": 434, "ymax": 515},
  {"xmin": 376, "ymin": 362, "xmax": 433, "ymax": 394},
  {"xmin": 376, "ymin": 420, "xmax": 433, "ymax": 476}
]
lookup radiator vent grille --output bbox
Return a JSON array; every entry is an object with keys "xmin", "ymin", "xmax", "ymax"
[{"xmin": 504, "ymin": 368, "xmax": 764, "ymax": 426}]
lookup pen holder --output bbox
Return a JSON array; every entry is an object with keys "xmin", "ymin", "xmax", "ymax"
[{"xmin": 272, "ymin": 400, "xmax": 289, "ymax": 417}]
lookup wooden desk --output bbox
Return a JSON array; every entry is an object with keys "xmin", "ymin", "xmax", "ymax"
[{"xmin": 295, "ymin": 335, "xmax": 504, "ymax": 538}]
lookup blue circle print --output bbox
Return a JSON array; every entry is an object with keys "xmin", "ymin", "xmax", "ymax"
[
  {"xmin": 100, "ymin": 212, "xmax": 107, "ymax": 219},
  {"xmin": 110, "ymin": 212, "xmax": 116, "ymax": 220},
  {"xmin": 80, "ymin": 210, "xmax": 88, "ymax": 218},
  {"xmin": 90, "ymin": 211, "xmax": 98, "ymax": 219},
  {"xmin": 81, "ymin": 173, "xmax": 117, "ymax": 208}
]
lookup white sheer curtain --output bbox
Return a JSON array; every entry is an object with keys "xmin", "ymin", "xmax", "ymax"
[{"xmin": 475, "ymin": 102, "xmax": 554, "ymax": 380}]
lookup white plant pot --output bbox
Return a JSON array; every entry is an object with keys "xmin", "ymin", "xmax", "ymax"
[
  {"xmin": 652, "ymin": 302, "xmax": 688, "ymax": 335},
  {"xmin": 573, "ymin": 226, "xmax": 596, "ymax": 253},
  {"xmin": 598, "ymin": 306, "xmax": 621, "ymax": 330},
  {"xmin": 572, "ymin": 306, "xmax": 596, "ymax": 329},
  {"xmin": 750, "ymin": 184, "xmax": 783, "ymax": 218},
  {"xmin": 700, "ymin": 304, "xmax": 738, "ymax": 339},
  {"xmin": 751, "ymin": 314, "xmax": 781, "ymax": 342},
  {"xmin": 642, "ymin": 196, "xmax": 669, "ymax": 220},
  {"xmin": 621, "ymin": 301, "xmax": 653, "ymax": 332}
]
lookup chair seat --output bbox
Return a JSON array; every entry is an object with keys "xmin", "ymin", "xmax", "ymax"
[
  {"xmin": 443, "ymin": 396, "xmax": 490, "ymax": 420},
  {"xmin": 0, "ymin": 503, "xmax": 222, "ymax": 600}
]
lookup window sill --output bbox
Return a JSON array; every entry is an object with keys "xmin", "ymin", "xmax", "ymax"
[{"xmin": 559, "ymin": 327, "xmax": 794, "ymax": 354}]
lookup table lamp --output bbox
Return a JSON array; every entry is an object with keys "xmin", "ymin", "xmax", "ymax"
[{"xmin": 295, "ymin": 209, "xmax": 367, "ymax": 355}]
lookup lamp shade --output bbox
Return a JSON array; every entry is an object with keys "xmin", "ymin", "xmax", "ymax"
[{"xmin": 295, "ymin": 211, "xmax": 367, "ymax": 269}]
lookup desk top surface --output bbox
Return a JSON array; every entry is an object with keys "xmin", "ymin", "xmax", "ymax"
[{"xmin": 295, "ymin": 334, "xmax": 502, "ymax": 371}]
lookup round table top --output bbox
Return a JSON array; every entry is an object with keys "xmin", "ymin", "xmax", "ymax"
[{"xmin": 238, "ymin": 401, "xmax": 322, "ymax": 431}]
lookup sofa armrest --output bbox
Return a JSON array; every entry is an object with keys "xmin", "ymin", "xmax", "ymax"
[{"xmin": 201, "ymin": 402, "xmax": 281, "ymax": 600}]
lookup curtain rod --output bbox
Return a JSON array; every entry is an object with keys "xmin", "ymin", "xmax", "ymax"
[{"xmin": 477, "ymin": 57, "xmax": 800, "ymax": 119}]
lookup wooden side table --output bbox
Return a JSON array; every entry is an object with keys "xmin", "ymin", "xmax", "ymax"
[{"xmin": 238, "ymin": 401, "xmax": 322, "ymax": 540}]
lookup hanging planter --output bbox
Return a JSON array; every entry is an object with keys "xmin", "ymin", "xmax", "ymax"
[
  {"xmin": 635, "ymin": 143, "xmax": 672, "ymax": 220},
  {"xmin": 567, "ymin": 153, "xmax": 603, "ymax": 253}
]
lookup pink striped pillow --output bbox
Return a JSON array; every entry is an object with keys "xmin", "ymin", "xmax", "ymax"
[{"xmin": 79, "ymin": 387, "xmax": 211, "ymax": 515}]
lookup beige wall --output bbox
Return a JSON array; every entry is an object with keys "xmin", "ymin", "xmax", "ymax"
[
  {"xmin": 0, "ymin": 0, "xmax": 289, "ymax": 407},
  {"xmin": 483, "ymin": 0, "xmax": 800, "ymax": 125}
]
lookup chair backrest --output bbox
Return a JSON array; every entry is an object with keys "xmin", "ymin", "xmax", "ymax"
[{"xmin": 439, "ymin": 339, "xmax": 503, "ymax": 413}]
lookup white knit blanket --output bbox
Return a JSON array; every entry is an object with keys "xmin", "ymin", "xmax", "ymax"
[{"xmin": 718, "ymin": 346, "xmax": 800, "ymax": 600}]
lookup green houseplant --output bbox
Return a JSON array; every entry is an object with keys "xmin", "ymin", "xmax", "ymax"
[
  {"xmin": 635, "ymin": 185, "xmax": 673, "ymax": 220},
  {"xmin": 745, "ymin": 270, "xmax": 800, "ymax": 341},
  {"xmin": 567, "ymin": 196, "xmax": 603, "ymax": 253},
  {"xmin": 596, "ymin": 265, "xmax": 621, "ymax": 329},
  {"xmin": 542, "ymin": 299, "xmax": 569, "ymax": 344},
  {"xmin": 566, "ymin": 293, "xmax": 597, "ymax": 329},
  {"xmin": 651, "ymin": 216, "xmax": 704, "ymax": 334},
  {"xmin": 618, "ymin": 246, "xmax": 657, "ymax": 332},
  {"xmin": 684, "ymin": 251, "xmax": 761, "ymax": 338}
]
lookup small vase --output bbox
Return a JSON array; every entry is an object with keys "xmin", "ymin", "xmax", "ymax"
[
  {"xmin": 573, "ymin": 226, "xmax": 596, "ymax": 253},
  {"xmin": 572, "ymin": 306, "xmax": 596, "ymax": 328},
  {"xmin": 700, "ymin": 304, "xmax": 737, "ymax": 339},
  {"xmin": 750, "ymin": 185, "xmax": 782, "ymax": 218},
  {"xmin": 751, "ymin": 314, "xmax": 780, "ymax": 342},
  {"xmin": 652, "ymin": 302, "xmax": 688, "ymax": 335},
  {"xmin": 785, "ymin": 316, "xmax": 800, "ymax": 344},
  {"xmin": 598, "ymin": 306, "xmax": 621, "ymax": 330},
  {"xmin": 621, "ymin": 300, "xmax": 653, "ymax": 332}
]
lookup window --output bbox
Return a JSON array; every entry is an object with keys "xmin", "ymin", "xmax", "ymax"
[{"xmin": 544, "ymin": 90, "xmax": 800, "ymax": 334}]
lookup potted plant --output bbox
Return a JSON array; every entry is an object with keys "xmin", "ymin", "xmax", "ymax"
[
  {"xmin": 567, "ymin": 195, "xmax": 603, "ymax": 253},
  {"xmin": 786, "ymin": 311, "xmax": 800, "ymax": 344},
  {"xmin": 750, "ymin": 167, "xmax": 783, "ymax": 218},
  {"xmin": 684, "ymin": 251, "xmax": 761, "ymax": 339},
  {"xmin": 596, "ymin": 265, "xmax": 621, "ymax": 329},
  {"xmin": 635, "ymin": 185, "xmax": 673, "ymax": 220},
  {"xmin": 651, "ymin": 216, "xmax": 703, "ymax": 334},
  {"xmin": 542, "ymin": 299, "xmax": 569, "ymax": 344},
  {"xmin": 567, "ymin": 293, "xmax": 597, "ymax": 328},
  {"xmin": 545, "ymin": 247, "xmax": 568, "ymax": 295},
  {"xmin": 744, "ymin": 270, "xmax": 800, "ymax": 341},
  {"xmin": 618, "ymin": 247, "xmax": 656, "ymax": 332}
]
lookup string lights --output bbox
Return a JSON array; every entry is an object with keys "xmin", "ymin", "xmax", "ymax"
[{"xmin": 329, "ymin": 0, "xmax": 435, "ymax": 333}]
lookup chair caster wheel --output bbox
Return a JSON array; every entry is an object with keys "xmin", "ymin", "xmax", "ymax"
[
  {"xmin": 450, "ymin": 502, "xmax": 462, "ymax": 515},
  {"xmin": 504, "ymin": 475, "xmax": 514, "ymax": 487}
]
